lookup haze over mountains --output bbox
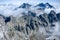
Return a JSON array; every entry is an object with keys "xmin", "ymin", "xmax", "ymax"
[
  {"xmin": 0, "ymin": 3, "xmax": 56, "ymax": 17},
  {"xmin": 0, "ymin": 2, "xmax": 60, "ymax": 40}
]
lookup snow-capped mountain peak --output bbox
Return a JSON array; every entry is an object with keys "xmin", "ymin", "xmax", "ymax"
[
  {"xmin": 45, "ymin": 3, "xmax": 54, "ymax": 9},
  {"xmin": 18, "ymin": 3, "xmax": 31, "ymax": 8},
  {"xmin": 36, "ymin": 3, "xmax": 45, "ymax": 7},
  {"xmin": 34, "ymin": 3, "xmax": 55, "ymax": 10},
  {"xmin": 14, "ymin": 3, "xmax": 32, "ymax": 10}
]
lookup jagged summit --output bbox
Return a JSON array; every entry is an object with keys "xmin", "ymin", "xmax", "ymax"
[
  {"xmin": 35, "ymin": 3, "xmax": 54, "ymax": 10},
  {"xmin": 18, "ymin": 3, "xmax": 31, "ymax": 8},
  {"xmin": 45, "ymin": 3, "xmax": 54, "ymax": 8},
  {"xmin": 14, "ymin": 3, "xmax": 31, "ymax": 10},
  {"xmin": 14, "ymin": 3, "xmax": 55, "ymax": 11},
  {"xmin": 35, "ymin": 3, "xmax": 45, "ymax": 7}
]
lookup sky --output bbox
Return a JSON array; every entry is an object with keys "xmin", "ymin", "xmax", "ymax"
[
  {"xmin": 0, "ymin": 0, "xmax": 60, "ymax": 4},
  {"xmin": 0, "ymin": 0, "xmax": 60, "ymax": 8}
]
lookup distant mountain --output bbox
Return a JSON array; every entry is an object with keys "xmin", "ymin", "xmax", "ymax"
[
  {"xmin": 19, "ymin": 3, "xmax": 31, "ymax": 8},
  {"xmin": 35, "ymin": 3, "xmax": 45, "ymax": 10},
  {"xmin": 36, "ymin": 3, "xmax": 45, "ymax": 7},
  {"xmin": 14, "ymin": 3, "xmax": 31, "ymax": 10},
  {"xmin": 45, "ymin": 3, "xmax": 54, "ymax": 9},
  {"xmin": 14, "ymin": 2, "xmax": 55, "ymax": 15},
  {"xmin": 35, "ymin": 3, "xmax": 54, "ymax": 10}
]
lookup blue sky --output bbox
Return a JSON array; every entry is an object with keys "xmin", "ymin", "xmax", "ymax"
[{"xmin": 0, "ymin": 0, "xmax": 60, "ymax": 4}]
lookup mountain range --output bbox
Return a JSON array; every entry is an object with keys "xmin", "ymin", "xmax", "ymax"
[
  {"xmin": 14, "ymin": 3, "xmax": 55, "ymax": 10},
  {"xmin": 0, "ymin": 3, "xmax": 60, "ymax": 40}
]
